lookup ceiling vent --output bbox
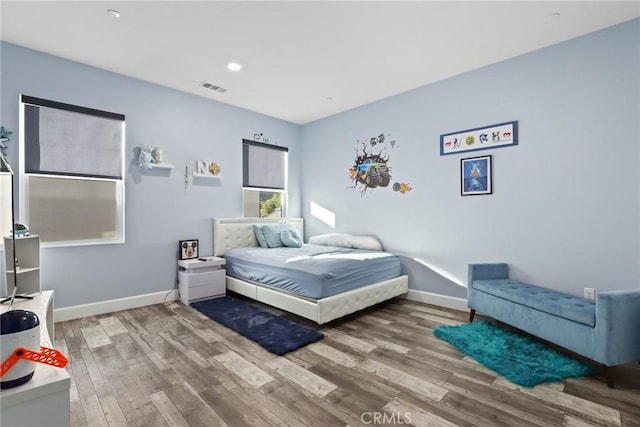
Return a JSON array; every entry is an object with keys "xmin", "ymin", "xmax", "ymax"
[{"xmin": 199, "ymin": 81, "xmax": 227, "ymax": 93}]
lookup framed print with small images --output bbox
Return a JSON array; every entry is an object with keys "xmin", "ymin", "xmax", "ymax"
[
  {"xmin": 179, "ymin": 239, "xmax": 199, "ymax": 260},
  {"xmin": 441, "ymin": 121, "xmax": 517, "ymax": 155},
  {"xmin": 461, "ymin": 155, "xmax": 492, "ymax": 196}
]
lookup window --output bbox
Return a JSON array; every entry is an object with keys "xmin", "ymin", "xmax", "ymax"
[
  {"xmin": 20, "ymin": 95, "xmax": 125, "ymax": 246},
  {"xmin": 242, "ymin": 139, "xmax": 287, "ymax": 218}
]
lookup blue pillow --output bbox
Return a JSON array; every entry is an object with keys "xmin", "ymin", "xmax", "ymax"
[
  {"xmin": 281, "ymin": 229, "xmax": 303, "ymax": 248},
  {"xmin": 262, "ymin": 224, "xmax": 285, "ymax": 248},
  {"xmin": 253, "ymin": 225, "xmax": 269, "ymax": 248}
]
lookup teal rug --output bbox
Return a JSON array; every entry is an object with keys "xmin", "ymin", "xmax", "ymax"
[{"xmin": 433, "ymin": 321, "xmax": 596, "ymax": 387}]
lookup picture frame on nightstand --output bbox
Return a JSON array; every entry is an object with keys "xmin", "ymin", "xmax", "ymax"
[{"xmin": 179, "ymin": 239, "xmax": 199, "ymax": 260}]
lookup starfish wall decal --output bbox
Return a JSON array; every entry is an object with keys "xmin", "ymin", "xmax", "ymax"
[{"xmin": 0, "ymin": 126, "xmax": 12, "ymax": 156}]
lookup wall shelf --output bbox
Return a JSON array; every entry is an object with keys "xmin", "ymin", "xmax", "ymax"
[
  {"xmin": 193, "ymin": 172, "xmax": 222, "ymax": 186},
  {"xmin": 150, "ymin": 163, "xmax": 174, "ymax": 169},
  {"xmin": 193, "ymin": 173, "xmax": 222, "ymax": 181},
  {"xmin": 6, "ymin": 267, "xmax": 40, "ymax": 275}
]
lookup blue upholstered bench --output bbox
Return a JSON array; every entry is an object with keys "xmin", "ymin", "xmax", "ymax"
[{"xmin": 467, "ymin": 263, "xmax": 640, "ymax": 387}]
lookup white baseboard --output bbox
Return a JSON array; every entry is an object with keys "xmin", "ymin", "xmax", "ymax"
[
  {"xmin": 402, "ymin": 289, "xmax": 468, "ymax": 312},
  {"xmin": 54, "ymin": 288, "xmax": 466, "ymax": 322},
  {"xmin": 54, "ymin": 289, "xmax": 179, "ymax": 323}
]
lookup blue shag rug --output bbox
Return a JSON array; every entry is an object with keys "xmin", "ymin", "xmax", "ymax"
[
  {"xmin": 192, "ymin": 296, "xmax": 324, "ymax": 355},
  {"xmin": 433, "ymin": 321, "xmax": 596, "ymax": 387}
]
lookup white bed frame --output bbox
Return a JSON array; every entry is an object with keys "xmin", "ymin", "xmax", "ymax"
[{"xmin": 213, "ymin": 218, "xmax": 409, "ymax": 324}]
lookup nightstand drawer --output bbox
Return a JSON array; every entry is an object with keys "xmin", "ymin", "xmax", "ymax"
[
  {"xmin": 178, "ymin": 269, "xmax": 226, "ymax": 304},
  {"xmin": 188, "ymin": 282, "xmax": 225, "ymax": 301},
  {"xmin": 186, "ymin": 269, "xmax": 225, "ymax": 287}
]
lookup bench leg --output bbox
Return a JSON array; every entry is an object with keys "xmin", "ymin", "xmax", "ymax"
[
  {"xmin": 469, "ymin": 309, "xmax": 476, "ymax": 322},
  {"xmin": 602, "ymin": 365, "xmax": 614, "ymax": 388}
]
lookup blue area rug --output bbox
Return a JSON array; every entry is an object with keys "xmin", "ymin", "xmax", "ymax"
[
  {"xmin": 192, "ymin": 296, "xmax": 324, "ymax": 355},
  {"xmin": 433, "ymin": 321, "xmax": 596, "ymax": 387}
]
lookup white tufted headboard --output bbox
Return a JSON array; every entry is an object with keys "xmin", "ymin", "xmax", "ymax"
[{"xmin": 213, "ymin": 217, "xmax": 304, "ymax": 256}]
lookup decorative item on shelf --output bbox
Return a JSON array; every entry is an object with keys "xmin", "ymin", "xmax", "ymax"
[
  {"xmin": 137, "ymin": 144, "xmax": 156, "ymax": 169},
  {"xmin": 179, "ymin": 239, "xmax": 199, "ymax": 260},
  {"xmin": 153, "ymin": 146, "xmax": 163, "ymax": 163},
  {"xmin": 209, "ymin": 162, "xmax": 221, "ymax": 176},
  {"xmin": 137, "ymin": 145, "xmax": 174, "ymax": 170},
  {"xmin": 10, "ymin": 223, "xmax": 29, "ymax": 238},
  {"xmin": 0, "ymin": 126, "xmax": 12, "ymax": 156},
  {"xmin": 196, "ymin": 160, "xmax": 221, "ymax": 176},
  {"xmin": 193, "ymin": 160, "xmax": 223, "ymax": 185},
  {"xmin": 196, "ymin": 160, "xmax": 208, "ymax": 175}
]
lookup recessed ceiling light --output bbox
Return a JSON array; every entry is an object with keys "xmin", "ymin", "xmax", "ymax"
[
  {"xmin": 546, "ymin": 12, "xmax": 561, "ymax": 18},
  {"xmin": 227, "ymin": 62, "xmax": 243, "ymax": 72},
  {"xmin": 107, "ymin": 9, "xmax": 121, "ymax": 18}
]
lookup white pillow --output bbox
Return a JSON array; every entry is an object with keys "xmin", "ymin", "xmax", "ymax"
[{"xmin": 308, "ymin": 233, "xmax": 382, "ymax": 251}]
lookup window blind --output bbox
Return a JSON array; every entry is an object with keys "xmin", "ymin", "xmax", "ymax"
[
  {"xmin": 242, "ymin": 139, "xmax": 288, "ymax": 190},
  {"xmin": 20, "ymin": 95, "xmax": 126, "ymax": 245},
  {"xmin": 22, "ymin": 95, "xmax": 124, "ymax": 179}
]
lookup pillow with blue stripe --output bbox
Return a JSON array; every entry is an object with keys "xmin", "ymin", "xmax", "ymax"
[
  {"xmin": 253, "ymin": 225, "xmax": 269, "ymax": 248},
  {"xmin": 261, "ymin": 223, "xmax": 303, "ymax": 248},
  {"xmin": 261, "ymin": 224, "xmax": 285, "ymax": 248},
  {"xmin": 280, "ymin": 228, "xmax": 303, "ymax": 248}
]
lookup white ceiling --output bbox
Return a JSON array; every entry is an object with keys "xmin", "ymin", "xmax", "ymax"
[{"xmin": 1, "ymin": 1, "xmax": 639, "ymax": 124}]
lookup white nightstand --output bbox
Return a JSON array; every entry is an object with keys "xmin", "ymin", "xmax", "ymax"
[{"xmin": 177, "ymin": 256, "xmax": 226, "ymax": 304}]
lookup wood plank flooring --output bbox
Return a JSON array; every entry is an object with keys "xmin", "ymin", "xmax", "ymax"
[{"xmin": 57, "ymin": 296, "xmax": 640, "ymax": 427}]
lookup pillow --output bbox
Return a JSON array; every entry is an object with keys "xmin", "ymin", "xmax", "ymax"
[
  {"xmin": 280, "ymin": 228, "xmax": 303, "ymax": 248},
  {"xmin": 253, "ymin": 225, "xmax": 269, "ymax": 248},
  {"xmin": 308, "ymin": 233, "xmax": 382, "ymax": 251},
  {"xmin": 261, "ymin": 224, "xmax": 285, "ymax": 248},
  {"xmin": 256, "ymin": 222, "xmax": 303, "ymax": 248}
]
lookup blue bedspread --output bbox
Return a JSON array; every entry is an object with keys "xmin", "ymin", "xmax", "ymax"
[{"xmin": 224, "ymin": 244, "xmax": 401, "ymax": 299}]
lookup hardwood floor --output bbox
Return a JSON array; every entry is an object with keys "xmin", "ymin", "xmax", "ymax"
[{"xmin": 57, "ymin": 296, "xmax": 640, "ymax": 427}]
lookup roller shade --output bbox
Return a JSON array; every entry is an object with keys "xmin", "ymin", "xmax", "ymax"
[
  {"xmin": 22, "ymin": 95, "xmax": 124, "ymax": 180},
  {"xmin": 243, "ymin": 139, "xmax": 287, "ymax": 190}
]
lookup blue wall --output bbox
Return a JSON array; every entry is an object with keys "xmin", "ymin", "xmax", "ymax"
[
  {"xmin": 301, "ymin": 19, "xmax": 640, "ymax": 298},
  {"xmin": 1, "ymin": 19, "xmax": 638, "ymax": 309},
  {"xmin": 0, "ymin": 42, "xmax": 302, "ymax": 308}
]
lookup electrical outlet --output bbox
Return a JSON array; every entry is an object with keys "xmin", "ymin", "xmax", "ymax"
[{"xmin": 584, "ymin": 287, "xmax": 595, "ymax": 300}]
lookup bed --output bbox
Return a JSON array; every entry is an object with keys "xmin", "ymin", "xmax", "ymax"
[{"xmin": 212, "ymin": 217, "xmax": 408, "ymax": 324}]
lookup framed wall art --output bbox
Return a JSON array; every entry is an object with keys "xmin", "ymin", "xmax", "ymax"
[
  {"xmin": 441, "ymin": 121, "xmax": 517, "ymax": 155},
  {"xmin": 461, "ymin": 155, "xmax": 492, "ymax": 196},
  {"xmin": 179, "ymin": 239, "xmax": 199, "ymax": 260}
]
